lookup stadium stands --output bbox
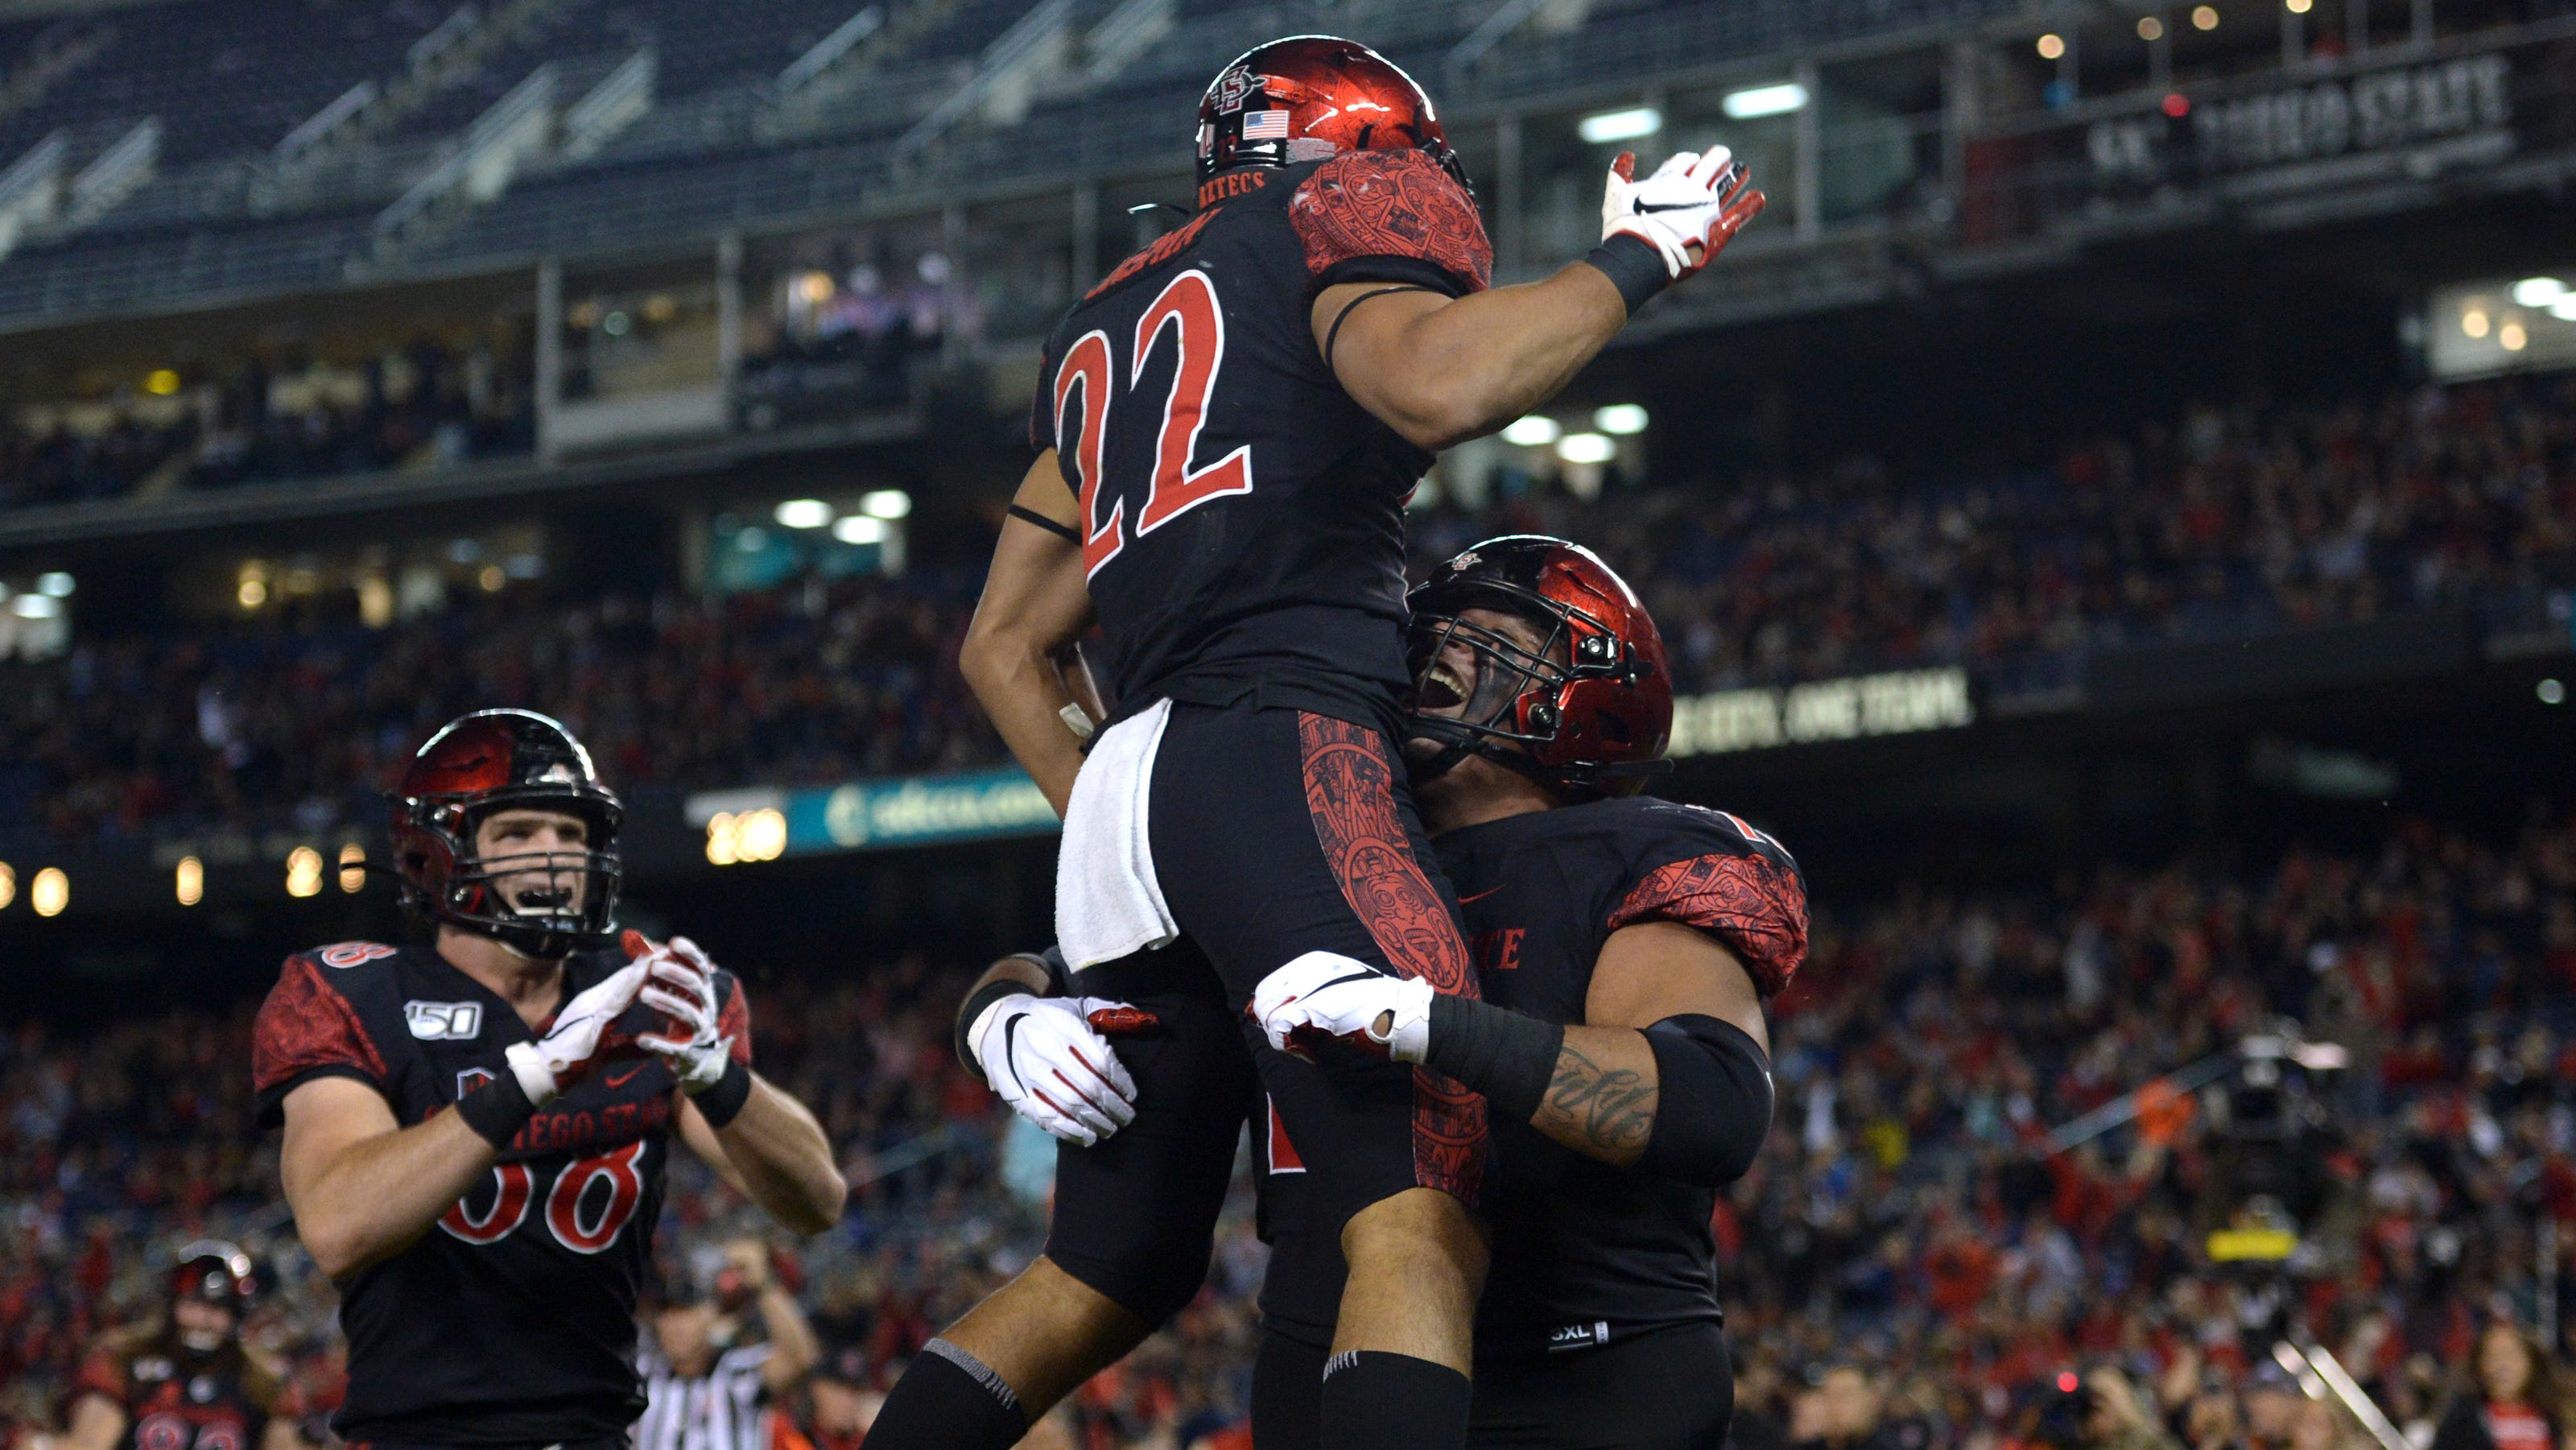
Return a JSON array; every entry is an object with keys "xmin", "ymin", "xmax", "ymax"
[
  {"xmin": 6, "ymin": 369, "xmax": 2567, "ymax": 853},
  {"xmin": 6, "ymin": 811, "xmax": 2570, "ymax": 1441}
]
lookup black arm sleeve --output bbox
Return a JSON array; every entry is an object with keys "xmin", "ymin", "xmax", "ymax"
[
  {"xmin": 1424, "ymin": 993, "xmax": 1565, "ymax": 1127},
  {"xmin": 1637, "ymin": 1014, "xmax": 1773, "ymax": 1188}
]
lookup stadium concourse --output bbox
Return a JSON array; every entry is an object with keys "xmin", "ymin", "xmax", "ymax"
[
  {"xmin": 6, "ymin": 812, "xmax": 2576, "ymax": 1447},
  {"xmin": 6, "ymin": 368, "xmax": 2575, "ymax": 856}
]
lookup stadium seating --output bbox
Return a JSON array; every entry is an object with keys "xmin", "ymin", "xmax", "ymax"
[
  {"xmin": 6, "ymin": 369, "xmax": 2568, "ymax": 853},
  {"xmin": 6, "ymin": 812, "xmax": 2567, "ymax": 1442}
]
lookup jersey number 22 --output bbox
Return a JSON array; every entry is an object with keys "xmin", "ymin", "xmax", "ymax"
[{"xmin": 1054, "ymin": 268, "xmax": 1253, "ymax": 580}]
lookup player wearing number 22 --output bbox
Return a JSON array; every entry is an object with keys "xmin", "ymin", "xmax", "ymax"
[
  {"xmin": 937, "ymin": 31, "xmax": 1769, "ymax": 1450},
  {"xmin": 248, "ymin": 710, "xmax": 845, "ymax": 1449}
]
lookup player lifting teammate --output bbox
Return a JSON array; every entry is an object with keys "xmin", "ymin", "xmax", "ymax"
[
  {"xmin": 885, "ymin": 33, "xmax": 1769, "ymax": 1450},
  {"xmin": 250, "ymin": 709, "xmax": 844, "ymax": 1448},
  {"xmin": 1252, "ymin": 537, "xmax": 1804, "ymax": 1449}
]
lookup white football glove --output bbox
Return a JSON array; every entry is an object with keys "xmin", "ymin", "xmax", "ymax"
[
  {"xmin": 967, "ymin": 994, "xmax": 1145, "ymax": 1146},
  {"xmin": 505, "ymin": 931, "xmax": 658, "ymax": 1105},
  {"xmin": 1600, "ymin": 145, "xmax": 1766, "ymax": 282},
  {"xmin": 637, "ymin": 936, "xmax": 737, "ymax": 1093},
  {"xmin": 1251, "ymin": 952, "xmax": 1434, "ymax": 1064}
]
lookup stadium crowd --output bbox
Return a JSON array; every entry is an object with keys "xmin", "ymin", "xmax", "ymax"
[
  {"xmin": 6, "ymin": 368, "xmax": 2574, "ymax": 853},
  {"xmin": 0, "ymin": 341, "xmax": 535, "ymax": 510},
  {"xmin": 0, "ymin": 568, "xmax": 999, "ymax": 853},
  {"xmin": 5, "ymin": 811, "xmax": 2574, "ymax": 1448}
]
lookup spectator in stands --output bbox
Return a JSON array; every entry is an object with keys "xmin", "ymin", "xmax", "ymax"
[{"xmin": 2432, "ymin": 1324, "xmax": 2566, "ymax": 1450}]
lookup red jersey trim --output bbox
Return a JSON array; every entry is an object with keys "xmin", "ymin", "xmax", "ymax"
[
  {"xmin": 1608, "ymin": 853, "xmax": 1810, "ymax": 997},
  {"xmin": 252, "ymin": 955, "xmax": 389, "ymax": 1094}
]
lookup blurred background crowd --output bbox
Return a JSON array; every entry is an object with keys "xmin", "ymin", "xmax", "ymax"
[
  {"xmin": 8, "ymin": 367, "xmax": 2573, "ymax": 856},
  {"xmin": 6, "ymin": 808, "xmax": 2574, "ymax": 1450}
]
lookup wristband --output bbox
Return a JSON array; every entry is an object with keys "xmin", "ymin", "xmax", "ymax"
[
  {"xmin": 454, "ymin": 1070, "xmax": 540, "ymax": 1150},
  {"xmin": 695, "ymin": 1060, "xmax": 755, "ymax": 1129},
  {"xmin": 955, "ymin": 978, "xmax": 1026, "ymax": 1080},
  {"xmin": 1423, "ymin": 994, "xmax": 1565, "ymax": 1126},
  {"xmin": 1583, "ymin": 233, "xmax": 1672, "ymax": 316}
]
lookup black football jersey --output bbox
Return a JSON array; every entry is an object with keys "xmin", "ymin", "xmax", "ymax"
[
  {"xmin": 1257, "ymin": 796, "xmax": 1807, "ymax": 1357},
  {"xmin": 251, "ymin": 941, "xmax": 751, "ymax": 1445},
  {"xmin": 76, "ymin": 1336, "xmax": 273, "ymax": 1450},
  {"xmin": 1031, "ymin": 148, "xmax": 1492, "ymax": 732}
]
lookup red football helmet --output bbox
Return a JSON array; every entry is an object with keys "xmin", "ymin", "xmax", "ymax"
[
  {"xmin": 1406, "ymin": 536, "xmax": 1674, "ymax": 799},
  {"xmin": 171, "ymin": 1241, "xmax": 258, "ymax": 1310},
  {"xmin": 1195, "ymin": 35, "xmax": 1467, "ymax": 204},
  {"xmin": 388, "ymin": 708, "xmax": 623, "ymax": 960}
]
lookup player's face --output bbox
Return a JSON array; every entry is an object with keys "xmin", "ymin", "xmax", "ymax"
[
  {"xmin": 1412, "ymin": 605, "xmax": 1558, "ymax": 731},
  {"xmin": 475, "ymin": 808, "xmax": 591, "ymax": 919},
  {"xmin": 174, "ymin": 1297, "xmax": 235, "ymax": 1352}
]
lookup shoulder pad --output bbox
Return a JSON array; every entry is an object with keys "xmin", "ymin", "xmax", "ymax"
[
  {"xmin": 1604, "ymin": 802, "xmax": 1808, "ymax": 996},
  {"xmin": 308, "ymin": 940, "xmax": 402, "ymax": 972},
  {"xmin": 1289, "ymin": 149, "xmax": 1492, "ymax": 293}
]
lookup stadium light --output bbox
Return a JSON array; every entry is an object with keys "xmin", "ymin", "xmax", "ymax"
[
  {"xmin": 1501, "ymin": 415, "xmax": 1563, "ymax": 447},
  {"xmin": 1556, "ymin": 432, "xmax": 1617, "ymax": 465},
  {"xmin": 2510, "ymin": 277, "xmax": 2565, "ymax": 308},
  {"xmin": 287, "ymin": 847, "xmax": 324, "ymax": 899},
  {"xmin": 1577, "ymin": 107, "xmax": 1662, "ymax": 144},
  {"xmin": 31, "ymin": 866, "xmax": 65, "ymax": 917},
  {"xmin": 0, "ymin": 861, "xmax": 13, "ymax": 910},
  {"xmin": 774, "ymin": 498, "xmax": 833, "ymax": 530},
  {"xmin": 2541, "ymin": 680, "xmax": 2567, "ymax": 705},
  {"xmin": 2192, "ymin": 5, "xmax": 2220, "ymax": 28},
  {"xmin": 2136, "ymin": 15, "xmax": 2165, "ymax": 40},
  {"xmin": 37, "ymin": 572, "xmax": 72, "ymax": 597},
  {"xmin": 2037, "ymin": 33, "xmax": 2066, "ymax": 59},
  {"xmin": 1594, "ymin": 404, "xmax": 1649, "ymax": 436},
  {"xmin": 1722, "ymin": 83, "xmax": 1808, "ymax": 120},
  {"xmin": 176, "ymin": 857, "xmax": 204, "ymax": 907},
  {"xmin": 2284, "ymin": 0, "xmax": 2310, "ymax": 12},
  {"xmin": 2551, "ymin": 297, "xmax": 2576, "ymax": 321},
  {"xmin": 11, "ymin": 594, "xmax": 59, "ymax": 619},
  {"xmin": 339, "ymin": 843, "xmax": 367, "ymax": 894},
  {"xmin": 145, "ymin": 369, "xmax": 181, "ymax": 395},
  {"xmin": 861, "ymin": 489, "xmax": 912, "ymax": 519},
  {"xmin": 834, "ymin": 515, "xmax": 889, "ymax": 546}
]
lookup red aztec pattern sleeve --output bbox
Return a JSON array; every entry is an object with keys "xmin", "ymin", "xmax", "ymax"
[
  {"xmin": 1298, "ymin": 711, "xmax": 1486, "ymax": 1204},
  {"xmin": 719, "ymin": 973, "xmax": 753, "ymax": 1067},
  {"xmin": 251, "ymin": 955, "xmax": 389, "ymax": 1095},
  {"xmin": 1289, "ymin": 149, "xmax": 1492, "ymax": 293},
  {"xmin": 1608, "ymin": 852, "xmax": 1810, "ymax": 997}
]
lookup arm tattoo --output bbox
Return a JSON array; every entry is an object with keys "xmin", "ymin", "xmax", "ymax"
[{"xmin": 1542, "ymin": 1044, "xmax": 1658, "ymax": 1159}]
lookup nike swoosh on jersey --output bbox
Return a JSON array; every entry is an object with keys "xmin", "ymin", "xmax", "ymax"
[
  {"xmin": 603, "ymin": 1066, "xmax": 645, "ymax": 1089},
  {"xmin": 1458, "ymin": 885, "xmax": 1505, "ymax": 904}
]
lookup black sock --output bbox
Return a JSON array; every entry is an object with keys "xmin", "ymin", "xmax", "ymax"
[
  {"xmin": 864, "ymin": 1338, "xmax": 1029, "ymax": 1450},
  {"xmin": 1319, "ymin": 1349, "xmax": 1472, "ymax": 1450}
]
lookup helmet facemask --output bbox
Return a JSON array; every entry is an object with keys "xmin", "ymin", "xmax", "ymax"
[
  {"xmin": 404, "ymin": 791, "xmax": 622, "ymax": 960},
  {"xmin": 1406, "ymin": 593, "xmax": 1588, "ymax": 793}
]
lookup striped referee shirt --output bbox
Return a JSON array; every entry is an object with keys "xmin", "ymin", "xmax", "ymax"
[{"xmin": 636, "ymin": 1343, "xmax": 774, "ymax": 1450}]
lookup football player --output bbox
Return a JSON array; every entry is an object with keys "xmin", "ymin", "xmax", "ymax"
[
  {"xmin": 1251, "ymin": 537, "xmax": 1803, "ymax": 1450},
  {"xmin": 249, "ymin": 709, "xmax": 844, "ymax": 1448},
  {"xmin": 53, "ymin": 1242, "xmax": 302, "ymax": 1450},
  {"xmin": 927, "ymin": 35, "xmax": 1765, "ymax": 1450}
]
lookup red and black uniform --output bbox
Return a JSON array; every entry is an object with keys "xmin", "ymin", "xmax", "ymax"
[
  {"xmin": 1257, "ymin": 797, "xmax": 1806, "ymax": 1448},
  {"xmin": 250, "ymin": 942, "xmax": 750, "ymax": 1448},
  {"xmin": 1034, "ymin": 144, "xmax": 1499, "ymax": 1232},
  {"xmin": 1035, "ymin": 146, "xmax": 1492, "ymax": 729},
  {"xmin": 75, "ymin": 1338, "xmax": 273, "ymax": 1450}
]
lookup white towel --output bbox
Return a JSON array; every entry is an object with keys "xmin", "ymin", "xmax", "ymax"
[{"xmin": 1055, "ymin": 696, "xmax": 1179, "ymax": 970}]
